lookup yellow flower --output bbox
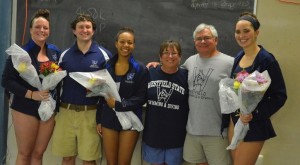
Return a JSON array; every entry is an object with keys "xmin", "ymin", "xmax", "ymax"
[
  {"xmin": 17, "ymin": 63, "xmax": 27, "ymax": 73},
  {"xmin": 89, "ymin": 78, "xmax": 97, "ymax": 85},
  {"xmin": 51, "ymin": 63, "xmax": 59, "ymax": 70},
  {"xmin": 233, "ymin": 80, "xmax": 241, "ymax": 90}
]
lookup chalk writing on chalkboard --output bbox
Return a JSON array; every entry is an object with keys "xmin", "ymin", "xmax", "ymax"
[
  {"xmin": 75, "ymin": 6, "xmax": 109, "ymax": 33},
  {"xmin": 17, "ymin": 0, "xmax": 254, "ymax": 64},
  {"xmin": 190, "ymin": 0, "xmax": 252, "ymax": 10}
]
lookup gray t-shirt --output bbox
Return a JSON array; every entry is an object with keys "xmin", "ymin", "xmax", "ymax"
[{"xmin": 182, "ymin": 52, "xmax": 233, "ymax": 136}]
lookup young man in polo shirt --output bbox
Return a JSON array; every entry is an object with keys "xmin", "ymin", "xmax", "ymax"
[{"xmin": 52, "ymin": 13, "xmax": 112, "ymax": 165}]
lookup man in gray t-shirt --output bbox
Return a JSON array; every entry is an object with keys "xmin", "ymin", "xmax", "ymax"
[{"xmin": 182, "ymin": 23, "xmax": 233, "ymax": 165}]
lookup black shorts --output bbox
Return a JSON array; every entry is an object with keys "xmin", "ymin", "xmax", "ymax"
[
  {"xmin": 230, "ymin": 111, "xmax": 276, "ymax": 141},
  {"xmin": 10, "ymin": 95, "xmax": 41, "ymax": 120},
  {"xmin": 101, "ymin": 105, "xmax": 142, "ymax": 131}
]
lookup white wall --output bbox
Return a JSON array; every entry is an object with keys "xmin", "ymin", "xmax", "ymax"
[{"xmin": 256, "ymin": 1, "xmax": 300, "ymax": 164}]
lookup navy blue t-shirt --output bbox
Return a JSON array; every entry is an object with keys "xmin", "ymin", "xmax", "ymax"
[{"xmin": 143, "ymin": 66, "xmax": 189, "ymax": 148}]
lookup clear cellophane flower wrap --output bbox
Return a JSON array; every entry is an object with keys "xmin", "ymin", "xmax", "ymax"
[
  {"xmin": 5, "ymin": 44, "xmax": 67, "ymax": 121},
  {"xmin": 219, "ymin": 78, "xmax": 240, "ymax": 115},
  {"xmin": 219, "ymin": 70, "xmax": 271, "ymax": 150},
  {"xmin": 69, "ymin": 69, "xmax": 144, "ymax": 132}
]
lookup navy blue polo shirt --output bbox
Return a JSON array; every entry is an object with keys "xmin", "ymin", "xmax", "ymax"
[{"xmin": 59, "ymin": 41, "xmax": 112, "ymax": 105}]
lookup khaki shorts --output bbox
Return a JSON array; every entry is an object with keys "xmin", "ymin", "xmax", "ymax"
[
  {"xmin": 52, "ymin": 107, "xmax": 101, "ymax": 161},
  {"xmin": 183, "ymin": 133, "xmax": 232, "ymax": 165}
]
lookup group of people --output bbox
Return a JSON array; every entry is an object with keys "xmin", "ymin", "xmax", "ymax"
[{"xmin": 1, "ymin": 8, "xmax": 287, "ymax": 165}]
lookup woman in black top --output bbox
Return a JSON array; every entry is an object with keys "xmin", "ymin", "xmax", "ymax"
[
  {"xmin": 96, "ymin": 27, "xmax": 148, "ymax": 165},
  {"xmin": 1, "ymin": 9, "xmax": 60, "ymax": 164},
  {"xmin": 222, "ymin": 12, "xmax": 287, "ymax": 165}
]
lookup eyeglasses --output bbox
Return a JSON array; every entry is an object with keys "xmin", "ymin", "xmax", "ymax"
[
  {"xmin": 195, "ymin": 36, "xmax": 214, "ymax": 42},
  {"xmin": 162, "ymin": 52, "xmax": 179, "ymax": 57}
]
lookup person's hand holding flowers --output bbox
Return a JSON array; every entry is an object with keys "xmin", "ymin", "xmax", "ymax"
[
  {"xmin": 219, "ymin": 69, "xmax": 271, "ymax": 150},
  {"xmin": 5, "ymin": 44, "xmax": 66, "ymax": 121}
]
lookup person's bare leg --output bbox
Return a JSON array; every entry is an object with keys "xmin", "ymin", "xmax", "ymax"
[
  {"xmin": 62, "ymin": 156, "xmax": 76, "ymax": 165},
  {"xmin": 234, "ymin": 141, "xmax": 264, "ymax": 165},
  {"xmin": 102, "ymin": 127, "xmax": 119, "ymax": 165},
  {"xmin": 228, "ymin": 117, "xmax": 236, "ymax": 161},
  {"xmin": 31, "ymin": 115, "xmax": 55, "ymax": 165},
  {"xmin": 82, "ymin": 160, "xmax": 96, "ymax": 165},
  {"xmin": 197, "ymin": 163, "xmax": 209, "ymax": 165},
  {"xmin": 12, "ymin": 110, "xmax": 39, "ymax": 165},
  {"xmin": 118, "ymin": 130, "xmax": 139, "ymax": 165}
]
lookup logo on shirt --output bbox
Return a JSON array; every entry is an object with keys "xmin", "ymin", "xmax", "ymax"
[
  {"xmin": 52, "ymin": 53, "xmax": 58, "ymax": 61},
  {"xmin": 147, "ymin": 80, "xmax": 183, "ymax": 110},
  {"xmin": 125, "ymin": 73, "xmax": 135, "ymax": 83},
  {"xmin": 157, "ymin": 87, "xmax": 173, "ymax": 105},
  {"xmin": 90, "ymin": 60, "xmax": 99, "ymax": 68},
  {"xmin": 190, "ymin": 67, "xmax": 213, "ymax": 100}
]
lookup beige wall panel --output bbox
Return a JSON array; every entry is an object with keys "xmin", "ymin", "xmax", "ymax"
[{"xmin": 256, "ymin": 0, "xmax": 300, "ymax": 164}]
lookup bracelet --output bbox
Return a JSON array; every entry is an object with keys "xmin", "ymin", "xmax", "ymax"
[{"xmin": 30, "ymin": 91, "xmax": 33, "ymax": 99}]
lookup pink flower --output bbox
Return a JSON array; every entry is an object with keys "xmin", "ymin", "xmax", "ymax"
[
  {"xmin": 235, "ymin": 70, "xmax": 249, "ymax": 83},
  {"xmin": 256, "ymin": 73, "xmax": 267, "ymax": 84}
]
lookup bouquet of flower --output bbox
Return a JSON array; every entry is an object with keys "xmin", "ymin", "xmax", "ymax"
[
  {"xmin": 40, "ymin": 61, "xmax": 62, "ymax": 76},
  {"xmin": 219, "ymin": 70, "xmax": 271, "ymax": 150},
  {"xmin": 7, "ymin": 44, "xmax": 42, "ymax": 89},
  {"xmin": 219, "ymin": 78, "xmax": 240, "ymax": 114},
  {"xmin": 38, "ymin": 61, "xmax": 66, "ymax": 121},
  {"xmin": 69, "ymin": 69, "xmax": 144, "ymax": 132},
  {"xmin": 5, "ymin": 44, "xmax": 67, "ymax": 121}
]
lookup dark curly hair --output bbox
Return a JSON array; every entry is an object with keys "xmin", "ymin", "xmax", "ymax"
[
  {"xmin": 29, "ymin": 9, "xmax": 50, "ymax": 28},
  {"xmin": 115, "ymin": 27, "xmax": 135, "ymax": 42},
  {"xmin": 70, "ymin": 13, "xmax": 97, "ymax": 31}
]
